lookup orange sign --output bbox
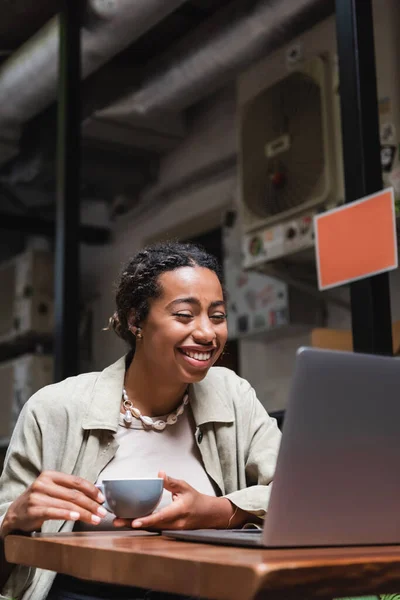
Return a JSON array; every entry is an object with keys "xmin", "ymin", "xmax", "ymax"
[{"xmin": 314, "ymin": 188, "xmax": 398, "ymax": 290}]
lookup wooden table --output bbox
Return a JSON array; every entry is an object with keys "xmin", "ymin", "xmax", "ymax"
[{"xmin": 6, "ymin": 531, "xmax": 400, "ymax": 600}]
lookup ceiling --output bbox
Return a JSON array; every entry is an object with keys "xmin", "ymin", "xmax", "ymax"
[
  {"xmin": 0, "ymin": 0, "xmax": 333, "ymax": 261},
  {"xmin": 0, "ymin": 0, "xmax": 56, "ymax": 53},
  {"xmin": 0, "ymin": 1, "xmax": 232, "ymax": 60},
  {"xmin": 112, "ymin": 1, "xmax": 235, "ymax": 68},
  {"xmin": 0, "ymin": 0, "xmax": 236, "ymax": 233}
]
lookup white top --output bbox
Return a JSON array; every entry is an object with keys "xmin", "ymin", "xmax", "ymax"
[{"xmin": 77, "ymin": 406, "xmax": 217, "ymax": 530}]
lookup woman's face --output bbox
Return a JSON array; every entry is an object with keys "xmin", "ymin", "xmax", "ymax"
[{"xmin": 137, "ymin": 266, "xmax": 228, "ymax": 384}]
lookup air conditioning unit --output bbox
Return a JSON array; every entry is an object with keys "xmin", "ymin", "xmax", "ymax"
[
  {"xmin": 239, "ymin": 0, "xmax": 400, "ymax": 274},
  {"xmin": 0, "ymin": 353, "xmax": 53, "ymax": 446},
  {"xmin": 0, "ymin": 249, "xmax": 54, "ymax": 345},
  {"xmin": 223, "ymin": 208, "xmax": 325, "ymax": 340}
]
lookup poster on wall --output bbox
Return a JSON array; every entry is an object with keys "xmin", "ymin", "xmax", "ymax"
[{"xmin": 223, "ymin": 211, "xmax": 289, "ymax": 340}]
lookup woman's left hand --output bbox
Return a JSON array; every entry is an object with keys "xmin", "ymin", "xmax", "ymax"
[{"xmin": 113, "ymin": 471, "xmax": 244, "ymax": 530}]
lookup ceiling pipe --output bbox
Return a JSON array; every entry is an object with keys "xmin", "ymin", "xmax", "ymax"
[
  {"xmin": 0, "ymin": 0, "xmax": 186, "ymax": 162},
  {"xmin": 98, "ymin": 0, "xmax": 334, "ymax": 120}
]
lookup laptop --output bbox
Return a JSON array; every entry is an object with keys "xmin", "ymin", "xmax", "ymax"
[{"xmin": 163, "ymin": 347, "xmax": 400, "ymax": 548}]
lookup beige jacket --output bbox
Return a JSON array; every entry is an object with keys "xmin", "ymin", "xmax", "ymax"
[{"xmin": 0, "ymin": 357, "xmax": 281, "ymax": 600}]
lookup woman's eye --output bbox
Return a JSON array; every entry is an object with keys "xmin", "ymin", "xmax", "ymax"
[
  {"xmin": 172, "ymin": 312, "xmax": 227, "ymax": 321},
  {"xmin": 210, "ymin": 314, "xmax": 227, "ymax": 321}
]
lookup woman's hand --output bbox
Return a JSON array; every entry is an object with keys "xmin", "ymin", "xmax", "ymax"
[
  {"xmin": 0, "ymin": 471, "xmax": 107, "ymax": 538},
  {"xmin": 114, "ymin": 471, "xmax": 249, "ymax": 531}
]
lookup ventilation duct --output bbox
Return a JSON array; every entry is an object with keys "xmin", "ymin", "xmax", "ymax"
[
  {"xmin": 0, "ymin": 0, "xmax": 186, "ymax": 164},
  {"xmin": 98, "ymin": 0, "xmax": 333, "ymax": 120}
]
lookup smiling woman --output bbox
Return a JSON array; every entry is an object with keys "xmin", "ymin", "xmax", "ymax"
[{"xmin": 0, "ymin": 241, "xmax": 281, "ymax": 600}]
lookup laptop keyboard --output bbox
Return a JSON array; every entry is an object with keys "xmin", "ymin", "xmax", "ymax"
[{"xmin": 163, "ymin": 528, "xmax": 263, "ymax": 547}]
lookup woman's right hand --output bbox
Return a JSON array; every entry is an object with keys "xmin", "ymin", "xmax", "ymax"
[{"xmin": 0, "ymin": 471, "xmax": 107, "ymax": 537}]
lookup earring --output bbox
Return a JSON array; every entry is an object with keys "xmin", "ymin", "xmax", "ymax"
[{"xmin": 136, "ymin": 327, "xmax": 143, "ymax": 340}]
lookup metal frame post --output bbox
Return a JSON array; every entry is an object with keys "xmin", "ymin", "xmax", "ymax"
[
  {"xmin": 336, "ymin": 0, "xmax": 393, "ymax": 355},
  {"xmin": 55, "ymin": 0, "xmax": 81, "ymax": 380}
]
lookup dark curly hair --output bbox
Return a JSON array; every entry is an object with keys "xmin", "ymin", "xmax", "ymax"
[{"xmin": 110, "ymin": 241, "xmax": 224, "ymax": 349}]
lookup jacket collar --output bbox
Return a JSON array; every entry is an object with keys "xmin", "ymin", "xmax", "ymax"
[
  {"xmin": 82, "ymin": 356, "xmax": 126, "ymax": 431},
  {"xmin": 82, "ymin": 355, "xmax": 234, "ymax": 431},
  {"xmin": 189, "ymin": 374, "xmax": 234, "ymax": 426}
]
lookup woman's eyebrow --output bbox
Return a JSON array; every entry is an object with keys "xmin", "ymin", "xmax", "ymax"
[
  {"xmin": 167, "ymin": 297, "xmax": 199, "ymax": 308},
  {"xmin": 209, "ymin": 300, "xmax": 226, "ymax": 309},
  {"xmin": 167, "ymin": 298, "xmax": 225, "ymax": 309}
]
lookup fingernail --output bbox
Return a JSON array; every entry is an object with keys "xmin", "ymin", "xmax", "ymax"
[
  {"xmin": 91, "ymin": 515, "xmax": 101, "ymax": 524},
  {"xmin": 70, "ymin": 511, "xmax": 80, "ymax": 520},
  {"xmin": 132, "ymin": 520, "xmax": 143, "ymax": 528},
  {"xmin": 97, "ymin": 506, "xmax": 107, "ymax": 517},
  {"xmin": 97, "ymin": 492, "xmax": 105, "ymax": 503}
]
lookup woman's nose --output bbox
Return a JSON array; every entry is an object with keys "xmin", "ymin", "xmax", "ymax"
[{"xmin": 193, "ymin": 318, "xmax": 216, "ymax": 343}]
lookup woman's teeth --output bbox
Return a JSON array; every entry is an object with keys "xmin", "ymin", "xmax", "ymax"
[{"xmin": 181, "ymin": 350, "xmax": 212, "ymax": 361}]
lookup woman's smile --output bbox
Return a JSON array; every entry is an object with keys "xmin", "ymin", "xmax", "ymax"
[{"xmin": 177, "ymin": 345, "xmax": 217, "ymax": 369}]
